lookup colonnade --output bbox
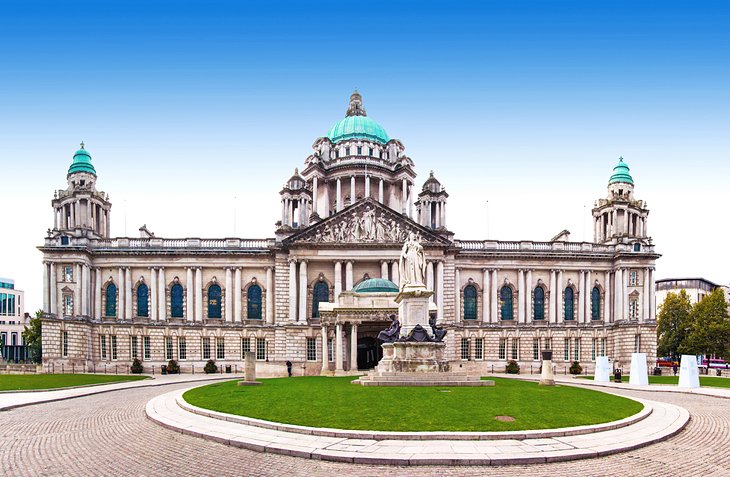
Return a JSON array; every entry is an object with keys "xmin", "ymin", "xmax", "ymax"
[
  {"xmin": 594, "ymin": 208, "xmax": 646, "ymax": 242},
  {"xmin": 54, "ymin": 199, "xmax": 110, "ymax": 236}
]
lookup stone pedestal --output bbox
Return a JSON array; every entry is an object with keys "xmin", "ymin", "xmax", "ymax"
[
  {"xmin": 594, "ymin": 356, "xmax": 611, "ymax": 383},
  {"xmin": 629, "ymin": 352, "xmax": 649, "ymax": 386},
  {"xmin": 377, "ymin": 342, "xmax": 449, "ymax": 374},
  {"xmin": 539, "ymin": 351, "xmax": 555, "ymax": 386},
  {"xmin": 238, "ymin": 351, "xmax": 261, "ymax": 386},
  {"xmin": 678, "ymin": 354, "xmax": 700, "ymax": 389},
  {"xmin": 395, "ymin": 285, "xmax": 433, "ymax": 337}
]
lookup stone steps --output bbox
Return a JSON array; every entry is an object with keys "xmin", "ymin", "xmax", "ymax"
[{"xmin": 354, "ymin": 372, "xmax": 494, "ymax": 387}]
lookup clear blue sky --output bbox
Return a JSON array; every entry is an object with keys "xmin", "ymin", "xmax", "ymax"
[{"xmin": 1, "ymin": 0, "xmax": 728, "ymax": 310}]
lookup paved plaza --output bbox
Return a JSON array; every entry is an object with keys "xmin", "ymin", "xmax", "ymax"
[{"xmin": 1, "ymin": 378, "xmax": 730, "ymax": 476}]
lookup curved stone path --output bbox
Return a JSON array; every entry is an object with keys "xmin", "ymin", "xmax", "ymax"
[{"xmin": 2, "ymin": 380, "xmax": 730, "ymax": 476}]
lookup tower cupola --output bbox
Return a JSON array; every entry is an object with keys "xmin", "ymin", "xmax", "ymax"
[{"xmin": 592, "ymin": 157, "xmax": 648, "ymax": 244}]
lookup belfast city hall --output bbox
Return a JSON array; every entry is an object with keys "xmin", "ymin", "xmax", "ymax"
[{"xmin": 39, "ymin": 92, "xmax": 659, "ymax": 375}]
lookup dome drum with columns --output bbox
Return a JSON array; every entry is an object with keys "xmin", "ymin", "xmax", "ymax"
[{"xmin": 38, "ymin": 93, "xmax": 660, "ymax": 377}]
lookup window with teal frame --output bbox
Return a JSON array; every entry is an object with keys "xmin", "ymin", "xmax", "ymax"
[
  {"xmin": 137, "ymin": 284, "xmax": 149, "ymax": 317},
  {"xmin": 500, "ymin": 286, "xmax": 513, "ymax": 320},
  {"xmin": 533, "ymin": 287, "xmax": 545, "ymax": 320},
  {"xmin": 171, "ymin": 284, "xmax": 184, "ymax": 318},
  {"xmin": 564, "ymin": 287, "xmax": 574, "ymax": 320},
  {"xmin": 247, "ymin": 284, "xmax": 262, "ymax": 319},
  {"xmin": 463, "ymin": 285, "xmax": 477, "ymax": 320},
  {"xmin": 105, "ymin": 283, "xmax": 117, "ymax": 317},
  {"xmin": 312, "ymin": 281, "xmax": 329, "ymax": 318},
  {"xmin": 208, "ymin": 284, "xmax": 222, "ymax": 318},
  {"xmin": 591, "ymin": 287, "xmax": 601, "ymax": 320}
]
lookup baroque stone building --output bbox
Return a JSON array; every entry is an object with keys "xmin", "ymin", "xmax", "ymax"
[{"xmin": 40, "ymin": 92, "xmax": 659, "ymax": 375}]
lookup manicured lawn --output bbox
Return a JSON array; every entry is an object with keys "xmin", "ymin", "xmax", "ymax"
[
  {"xmin": 0, "ymin": 374, "xmax": 149, "ymax": 391},
  {"xmin": 183, "ymin": 376, "xmax": 643, "ymax": 432},
  {"xmin": 579, "ymin": 375, "xmax": 730, "ymax": 388}
]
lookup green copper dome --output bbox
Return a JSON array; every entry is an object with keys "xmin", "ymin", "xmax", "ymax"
[
  {"xmin": 67, "ymin": 143, "xmax": 97, "ymax": 176},
  {"xmin": 608, "ymin": 157, "xmax": 633, "ymax": 185},
  {"xmin": 327, "ymin": 115, "xmax": 390, "ymax": 145},
  {"xmin": 352, "ymin": 278, "xmax": 399, "ymax": 293}
]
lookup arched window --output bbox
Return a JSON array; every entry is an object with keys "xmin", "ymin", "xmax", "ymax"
[
  {"xmin": 105, "ymin": 283, "xmax": 117, "ymax": 317},
  {"xmin": 500, "ymin": 286, "xmax": 513, "ymax": 320},
  {"xmin": 312, "ymin": 281, "xmax": 329, "ymax": 318},
  {"xmin": 247, "ymin": 284, "xmax": 262, "ymax": 319},
  {"xmin": 463, "ymin": 285, "xmax": 477, "ymax": 320},
  {"xmin": 137, "ymin": 284, "xmax": 149, "ymax": 317},
  {"xmin": 171, "ymin": 284, "xmax": 184, "ymax": 318},
  {"xmin": 208, "ymin": 284, "xmax": 222, "ymax": 318},
  {"xmin": 564, "ymin": 287, "xmax": 574, "ymax": 320},
  {"xmin": 591, "ymin": 287, "xmax": 601, "ymax": 320},
  {"xmin": 534, "ymin": 287, "xmax": 545, "ymax": 320}
]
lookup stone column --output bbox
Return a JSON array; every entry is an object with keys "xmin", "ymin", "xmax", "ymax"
[
  {"xmin": 380, "ymin": 261, "xmax": 389, "ymax": 279},
  {"xmin": 548, "ymin": 270, "xmax": 556, "ymax": 323},
  {"xmin": 289, "ymin": 259, "xmax": 298, "ymax": 322},
  {"xmin": 320, "ymin": 324, "xmax": 328, "ymax": 374},
  {"xmin": 481, "ymin": 268, "xmax": 489, "ymax": 322},
  {"xmin": 234, "ymin": 268, "xmax": 242, "ymax": 322},
  {"xmin": 312, "ymin": 176, "xmax": 319, "ymax": 216},
  {"xmin": 490, "ymin": 269, "xmax": 498, "ymax": 322},
  {"xmin": 50, "ymin": 262, "xmax": 57, "ymax": 316},
  {"xmin": 195, "ymin": 268, "xmax": 203, "ymax": 322},
  {"xmin": 455, "ymin": 268, "xmax": 461, "ymax": 321},
  {"xmin": 266, "ymin": 267, "xmax": 274, "ymax": 324},
  {"xmin": 436, "ymin": 260, "xmax": 444, "ymax": 320},
  {"xmin": 186, "ymin": 268, "xmax": 194, "ymax": 321},
  {"xmin": 517, "ymin": 269, "xmax": 525, "ymax": 323},
  {"xmin": 391, "ymin": 261, "xmax": 399, "ymax": 288},
  {"xmin": 615, "ymin": 268, "xmax": 623, "ymax": 321},
  {"xmin": 125, "ymin": 267, "xmax": 132, "ymax": 320},
  {"xmin": 118, "ymin": 267, "xmax": 125, "ymax": 319},
  {"xmin": 72, "ymin": 264, "xmax": 81, "ymax": 316},
  {"xmin": 408, "ymin": 185, "xmax": 414, "ymax": 218},
  {"xmin": 364, "ymin": 175, "xmax": 370, "ymax": 198},
  {"xmin": 281, "ymin": 199, "xmax": 287, "ymax": 226},
  {"xmin": 158, "ymin": 267, "xmax": 166, "ymax": 320},
  {"xmin": 350, "ymin": 323, "xmax": 358, "ymax": 371},
  {"xmin": 378, "ymin": 178, "xmax": 384, "ymax": 203},
  {"xmin": 225, "ymin": 268, "xmax": 233, "ymax": 321},
  {"xmin": 621, "ymin": 268, "xmax": 628, "ymax": 320},
  {"xmin": 95, "ymin": 267, "xmax": 102, "ymax": 319},
  {"xmin": 604, "ymin": 270, "xmax": 611, "ymax": 322},
  {"xmin": 525, "ymin": 269, "xmax": 533, "ymax": 321},
  {"xmin": 649, "ymin": 268, "xmax": 656, "ymax": 321},
  {"xmin": 441, "ymin": 201, "xmax": 447, "ymax": 229},
  {"xmin": 345, "ymin": 261, "xmax": 354, "ymax": 290},
  {"xmin": 336, "ymin": 178, "xmax": 342, "ymax": 211},
  {"xmin": 557, "ymin": 270, "xmax": 564, "ymax": 322},
  {"xmin": 578, "ymin": 270, "xmax": 585, "ymax": 323},
  {"xmin": 43, "ymin": 262, "xmax": 49, "ymax": 313},
  {"xmin": 401, "ymin": 178, "xmax": 408, "ymax": 214},
  {"xmin": 585, "ymin": 270, "xmax": 592, "ymax": 321},
  {"xmin": 150, "ymin": 268, "xmax": 157, "ymax": 321},
  {"xmin": 334, "ymin": 261, "xmax": 342, "ymax": 301},
  {"xmin": 350, "ymin": 176, "xmax": 356, "ymax": 205},
  {"xmin": 335, "ymin": 323, "xmax": 343, "ymax": 372},
  {"xmin": 81, "ymin": 264, "xmax": 89, "ymax": 316},
  {"xmin": 426, "ymin": 261, "xmax": 434, "ymax": 302},
  {"xmin": 298, "ymin": 260, "xmax": 308, "ymax": 322},
  {"xmin": 642, "ymin": 267, "xmax": 649, "ymax": 323}
]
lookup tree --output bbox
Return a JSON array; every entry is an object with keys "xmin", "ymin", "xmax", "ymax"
[
  {"xmin": 686, "ymin": 288, "xmax": 730, "ymax": 360},
  {"xmin": 22, "ymin": 310, "xmax": 44, "ymax": 364},
  {"xmin": 656, "ymin": 290, "xmax": 693, "ymax": 359}
]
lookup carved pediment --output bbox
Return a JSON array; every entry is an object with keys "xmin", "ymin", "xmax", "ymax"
[{"xmin": 284, "ymin": 198, "xmax": 451, "ymax": 247}]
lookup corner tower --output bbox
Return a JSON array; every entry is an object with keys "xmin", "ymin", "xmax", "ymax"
[
  {"xmin": 416, "ymin": 171, "xmax": 449, "ymax": 230},
  {"xmin": 592, "ymin": 157, "xmax": 649, "ymax": 244},
  {"xmin": 51, "ymin": 143, "xmax": 111, "ymax": 238}
]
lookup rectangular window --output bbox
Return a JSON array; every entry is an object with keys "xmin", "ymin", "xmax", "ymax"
[
  {"xmin": 460, "ymin": 338, "xmax": 470, "ymax": 360},
  {"xmin": 573, "ymin": 337, "xmax": 580, "ymax": 361},
  {"xmin": 143, "ymin": 336, "xmax": 151, "ymax": 360},
  {"xmin": 165, "ymin": 337, "xmax": 173, "ymax": 360},
  {"xmin": 178, "ymin": 337, "xmax": 187, "ymax": 360},
  {"xmin": 564, "ymin": 337, "xmax": 570, "ymax": 361},
  {"xmin": 345, "ymin": 147, "xmax": 350, "ymax": 155},
  {"xmin": 64, "ymin": 266, "xmax": 73, "ymax": 282},
  {"xmin": 62, "ymin": 331, "xmax": 68, "ymax": 357},
  {"xmin": 601, "ymin": 338, "xmax": 607, "ymax": 357},
  {"xmin": 131, "ymin": 336, "xmax": 138, "ymax": 359},
  {"xmin": 533, "ymin": 338, "xmax": 540, "ymax": 361},
  {"xmin": 357, "ymin": 146, "xmax": 362, "ymax": 155},
  {"xmin": 64, "ymin": 295, "xmax": 73, "ymax": 316},
  {"xmin": 306, "ymin": 337, "xmax": 317, "ymax": 361},
  {"xmin": 256, "ymin": 338, "xmax": 266, "ymax": 360},
  {"xmin": 216, "ymin": 338, "xmax": 225, "ymax": 359},
  {"xmin": 591, "ymin": 338, "xmax": 597, "ymax": 361},
  {"xmin": 202, "ymin": 337, "xmax": 211, "ymax": 360},
  {"xmin": 629, "ymin": 299, "xmax": 639, "ymax": 320},
  {"xmin": 498, "ymin": 338, "xmax": 506, "ymax": 360},
  {"xmin": 635, "ymin": 334, "xmax": 640, "ymax": 353},
  {"xmin": 100, "ymin": 335, "xmax": 107, "ymax": 359},
  {"xmin": 241, "ymin": 337, "xmax": 251, "ymax": 356},
  {"xmin": 111, "ymin": 335, "xmax": 118, "ymax": 360},
  {"xmin": 368, "ymin": 147, "xmax": 373, "ymax": 156},
  {"xmin": 544, "ymin": 338, "xmax": 552, "ymax": 350},
  {"xmin": 327, "ymin": 338, "xmax": 333, "ymax": 362},
  {"xmin": 475, "ymin": 338, "xmax": 483, "ymax": 360},
  {"xmin": 511, "ymin": 338, "xmax": 519, "ymax": 360},
  {"xmin": 629, "ymin": 270, "xmax": 638, "ymax": 286}
]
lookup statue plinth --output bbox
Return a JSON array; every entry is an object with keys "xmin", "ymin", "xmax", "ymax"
[
  {"xmin": 394, "ymin": 285, "xmax": 433, "ymax": 337},
  {"xmin": 378, "ymin": 341, "xmax": 449, "ymax": 373}
]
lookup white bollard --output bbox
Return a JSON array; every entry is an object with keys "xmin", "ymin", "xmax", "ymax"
[
  {"xmin": 629, "ymin": 352, "xmax": 649, "ymax": 386},
  {"xmin": 594, "ymin": 356, "xmax": 611, "ymax": 383},
  {"xmin": 678, "ymin": 354, "xmax": 700, "ymax": 388}
]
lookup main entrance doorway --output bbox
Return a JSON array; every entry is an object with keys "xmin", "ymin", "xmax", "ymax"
[{"xmin": 357, "ymin": 337, "xmax": 383, "ymax": 370}]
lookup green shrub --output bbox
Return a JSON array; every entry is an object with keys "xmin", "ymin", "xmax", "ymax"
[
  {"xmin": 204, "ymin": 359, "xmax": 218, "ymax": 374},
  {"xmin": 130, "ymin": 358, "xmax": 143, "ymax": 374},
  {"xmin": 506, "ymin": 360, "xmax": 520, "ymax": 374},
  {"xmin": 569, "ymin": 361, "xmax": 583, "ymax": 375},
  {"xmin": 167, "ymin": 359, "xmax": 180, "ymax": 374}
]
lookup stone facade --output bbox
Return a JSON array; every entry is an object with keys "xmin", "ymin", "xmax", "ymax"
[{"xmin": 39, "ymin": 93, "xmax": 659, "ymax": 376}]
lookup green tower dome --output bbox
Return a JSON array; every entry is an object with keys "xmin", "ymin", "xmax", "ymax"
[
  {"xmin": 352, "ymin": 278, "xmax": 399, "ymax": 293},
  {"xmin": 326, "ymin": 91, "xmax": 390, "ymax": 145},
  {"xmin": 67, "ymin": 142, "xmax": 97, "ymax": 176},
  {"xmin": 608, "ymin": 157, "xmax": 633, "ymax": 185}
]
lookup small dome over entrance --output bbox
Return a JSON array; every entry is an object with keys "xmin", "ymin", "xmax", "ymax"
[{"xmin": 352, "ymin": 278, "xmax": 399, "ymax": 293}]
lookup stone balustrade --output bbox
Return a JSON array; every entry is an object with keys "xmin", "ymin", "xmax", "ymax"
[
  {"xmin": 44, "ymin": 236, "xmax": 275, "ymax": 250},
  {"xmin": 454, "ymin": 240, "xmax": 653, "ymax": 254}
]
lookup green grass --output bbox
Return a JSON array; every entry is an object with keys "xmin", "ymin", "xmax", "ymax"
[
  {"xmin": 0, "ymin": 374, "xmax": 149, "ymax": 391},
  {"xmin": 183, "ymin": 376, "xmax": 643, "ymax": 432},
  {"xmin": 579, "ymin": 375, "xmax": 730, "ymax": 388}
]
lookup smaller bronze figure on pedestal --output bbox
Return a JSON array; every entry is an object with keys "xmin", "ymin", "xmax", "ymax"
[{"xmin": 377, "ymin": 314, "xmax": 401, "ymax": 343}]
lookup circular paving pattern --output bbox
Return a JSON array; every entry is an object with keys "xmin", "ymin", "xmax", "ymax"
[{"xmin": 1, "ymin": 381, "xmax": 729, "ymax": 476}]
